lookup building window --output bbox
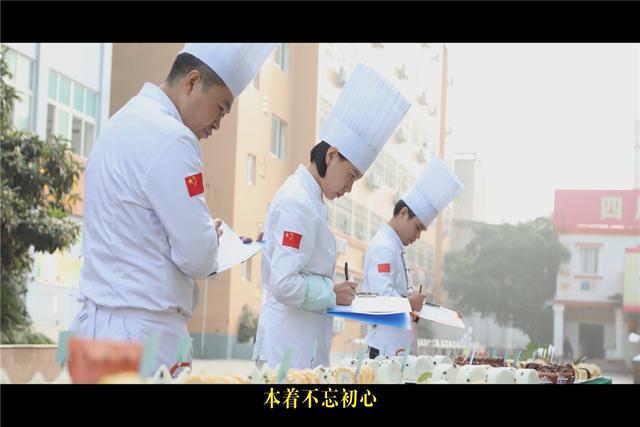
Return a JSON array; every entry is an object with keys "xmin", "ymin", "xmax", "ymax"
[
  {"xmin": 324, "ymin": 43, "xmax": 334, "ymax": 61},
  {"xmin": 247, "ymin": 153, "xmax": 256, "ymax": 186},
  {"xmin": 270, "ymin": 114, "xmax": 287, "ymax": 159},
  {"xmin": 407, "ymin": 244, "xmax": 418, "ymax": 265},
  {"xmin": 384, "ymin": 154, "xmax": 397, "ymax": 189},
  {"xmin": 426, "ymin": 243, "xmax": 435, "ymax": 272},
  {"xmin": 580, "ymin": 281, "xmax": 591, "ymax": 292},
  {"xmin": 369, "ymin": 212, "xmax": 383, "ymax": 241},
  {"xmin": 397, "ymin": 166, "xmax": 411, "ymax": 195},
  {"xmin": 318, "ymin": 97, "xmax": 333, "ymax": 132},
  {"xmin": 274, "ymin": 43, "xmax": 289, "ymax": 72},
  {"xmin": 335, "ymin": 196, "xmax": 353, "ymax": 236},
  {"xmin": 325, "ymin": 199, "xmax": 335, "ymax": 227},
  {"xmin": 242, "ymin": 259, "xmax": 252, "ymax": 282},
  {"xmin": 578, "ymin": 247, "xmax": 599, "ymax": 275},
  {"xmin": 4, "ymin": 48, "xmax": 34, "ymax": 131},
  {"xmin": 354, "ymin": 202, "xmax": 368, "ymax": 242},
  {"xmin": 46, "ymin": 70, "xmax": 98, "ymax": 157},
  {"xmin": 332, "ymin": 317, "xmax": 344, "ymax": 334}
]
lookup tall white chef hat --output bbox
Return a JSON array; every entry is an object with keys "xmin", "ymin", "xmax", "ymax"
[
  {"xmin": 402, "ymin": 155, "xmax": 464, "ymax": 226},
  {"xmin": 180, "ymin": 43, "xmax": 276, "ymax": 97},
  {"xmin": 319, "ymin": 64, "xmax": 411, "ymax": 175}
]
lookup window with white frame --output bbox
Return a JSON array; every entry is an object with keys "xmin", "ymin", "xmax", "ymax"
[
  {"xmin": 578, "ymin": 247, "xmax": 599, "ymax": 275},
  {"xmin": 47, "ymin": 69, "xmax": 98, "ymax": 157},
  {"xmin": 247, "ymin": 153, "xmax": 256, "ymax": 186},
  {"xmin": 335, "ymin": 196, "xmax": 353, "ymax": 236},
  {"xmin": 325, "ymin": 199, "xmax": 335, "ymax": 227},
  {"xmin": 369, "ymin": 212, "xmax": 383, "ymax": 241},
  {"xmin": 354, "ymin": 202, "xmax": 368, "ymax": 241},
  {"xmin": 274, "ymin": 43, "xmax": 289, "ymax": 72},
  {"xmin": 397, "ymin": 166, "xmax": 411, "ymax": 195},
  {"xmin": 242, "ymin": 259, "xmax": 252, "ymax": 282},
  {"xmin": 426, "ymin": 243, "xmax": 434, "ymax": 272},
  {"xmin": 4, "ymin": 47, "xmax": 34, "ymax": 131},
  {"xmin": 318, "ymin": 97, "xmax": 333, "ymax": 132},
  {"xmin": 411, "ymin": 119, "xmax": 422, "ymax": 147},
  {"xmin": 371, "ymin": 153, "xmax": 384, "ymax": 182},
  {"xmin": 324, "ymin": 43, "xmax": 334, "ymax": 61},
  {"xmin": 415, "ymin": 240, "xmax": 425, "ymax": 269},
  {"xmin": 384, "ymin": 153, "xmax": 397, "ymax": 189},
  {"xmin": 407, "ymin": 243, "xmax": 417, "ymax": 265},
  {"xmin": 270, "ymin": 114, "xmax": 287, "ymax": 159}
]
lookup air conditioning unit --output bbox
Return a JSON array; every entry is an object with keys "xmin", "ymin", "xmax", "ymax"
[
  {"xmin": 367, "ymin": 171, "xmax": 382, "ymax": 190},
  {"xmin": 397, "ymin": 64, "xmax": 408, "ymax": 80},
  {"xmin": 418, "ymin": 91, "xmax": 428, "ymax": 106},
  {"xmin": 416, "ymin": 148, "xmax": 427, "ymax": 163},
  {"xmin": 395, "ymin": 126, "xmax": 407, "ymax": 143},
  {"xmin": 261, "ymin": 95, "xmax": 270, "ymax": 114},
  {"xmin": 335, "ymin": 66, "xmax": 347, "ymax": 87},
  {"xmin": 336, "ymin": 237, "xmax": 348, "ymax": 254}
]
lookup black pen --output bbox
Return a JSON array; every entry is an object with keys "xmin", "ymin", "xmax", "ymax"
[{"xmin": 344, "ymin": 262, "xmax": 349, "ymax": 281}]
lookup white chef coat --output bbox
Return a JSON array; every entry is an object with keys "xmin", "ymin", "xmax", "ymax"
[
  {"xmin": 362, "ymin": 223, "xmax": 417, "ymax": 356},
  {"xmin": 70, "ymin": 82, "xmax": 219, "ymax": 369},
  {"xmin": 253, "ymin": 165, "xmax": 337, "ymax": 369}
]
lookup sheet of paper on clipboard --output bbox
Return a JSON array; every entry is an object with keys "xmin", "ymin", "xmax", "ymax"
[
  {"xmin": 209, "ymin": 221, "xmax": 264, "ymax": 276},
  {"xmin": 417, "ymin": 303, "xmax": 465, "ymax": 329},
  {"xmin": 329, "ymin": 296, "xmax": 411, "ymax": 314},
  {"xmin": 327, "ymin": 296, "xmax": 412, "ymax": 330}
]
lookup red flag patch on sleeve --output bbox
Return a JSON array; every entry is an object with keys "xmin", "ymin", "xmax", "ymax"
[
  {"xmin": 184, "ymin": 172, "xmax": 204, "ymax": 197},
  {"xmin": 282, "ymin": 231, "xmax": 303, "ymax": 249},
  {"xmin": 377, "ymin": 263, "xmax": 391, "ymax": 273}
]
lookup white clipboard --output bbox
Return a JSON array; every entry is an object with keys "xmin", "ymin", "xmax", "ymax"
[{"xmin": 209, "ymin": 221, "xmax": 264, "ymax": 275}]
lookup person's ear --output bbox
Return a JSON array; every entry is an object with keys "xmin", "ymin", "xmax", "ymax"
[
  {"xmin": 183, "ymin": 70, "xmax": 201, "ymax": 96},
  {"xmin": 325, "ymin": 146, "xmax": 339, "ymax": 167}
]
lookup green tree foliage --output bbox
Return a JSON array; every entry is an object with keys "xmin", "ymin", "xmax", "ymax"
[
  {"xmin": 443, "ymin": 217, "xmax": 570, "ymax": 344},
  {"xmin": 1, "ymin": 45, "xmax": 83, "ymax": 343},
  {"xmin": 237, "ymin": 304, "xmax": 258, "ymax": 344}
]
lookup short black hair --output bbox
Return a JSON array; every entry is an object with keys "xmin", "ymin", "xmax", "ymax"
[
  {"xmin": 166, "ymin": 52, "xmax": 226, "ymax": 91},
  {"xmin": 393, "ymin": 200, "xmax": 416, "ymax": 218},
  {"xmin": 310, "ymin": 141, "xmax": 346, "ymax": 178}
]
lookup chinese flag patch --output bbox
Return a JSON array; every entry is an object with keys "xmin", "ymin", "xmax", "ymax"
[
  {"xmin": 282, "ymin": 231, "xmax": 302, "ymax": 249},
  {"xmin": 377, "ymin": 263, "xmax": 391, "ymax": 273},
  {"xmin": 184, "ymin": 172, "xmax": 204, "ymax": 197}
]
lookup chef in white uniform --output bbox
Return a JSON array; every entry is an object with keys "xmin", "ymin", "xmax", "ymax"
[
  {"xmin": 253, "ymin": 64, "xmax": 411, "ymax": 369},
  {"xmin": 363, "ymin": 155, "xmax": 463, "ymax": 357},
  {"xmin": 69, "ymin": 43, "xmax": 275, "ymax": 373}
]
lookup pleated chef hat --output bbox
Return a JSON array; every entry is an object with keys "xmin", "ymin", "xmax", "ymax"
[
  {"xmin": 180, "ymin": 43, "xmax": 276, "ymax": 97},
  {"xmin": 319, "ymin": 64, "xmax": 411, "ymax": 174},
  {"xmin": 402, "ymin": 155, "xmax": 464, "ymax": 226}
]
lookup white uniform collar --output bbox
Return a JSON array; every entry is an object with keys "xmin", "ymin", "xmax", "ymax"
[
  {"xmin": 380, "ymin": 222, "xmax": 404, "ymax": 252},
  {"xmin": 295, "ymin": 165, "xmax": 324, "ymax": 204},
  {"xmin": 139, "ymin": 83, "xmax": 184, "ymax": 124}
]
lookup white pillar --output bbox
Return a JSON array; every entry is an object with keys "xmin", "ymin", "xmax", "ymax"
[
  {"xmin": 615, "ymin": 308, "xmax": 624, "ymax": 359},
  {"xmin": 553, "ymin": 304, "xmax": 565, "ymax": 357}
]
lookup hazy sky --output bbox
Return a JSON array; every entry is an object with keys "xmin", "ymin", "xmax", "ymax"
[{"xmin": 446, "ymin": 43, "xmax": 639, "ymax": 224}]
